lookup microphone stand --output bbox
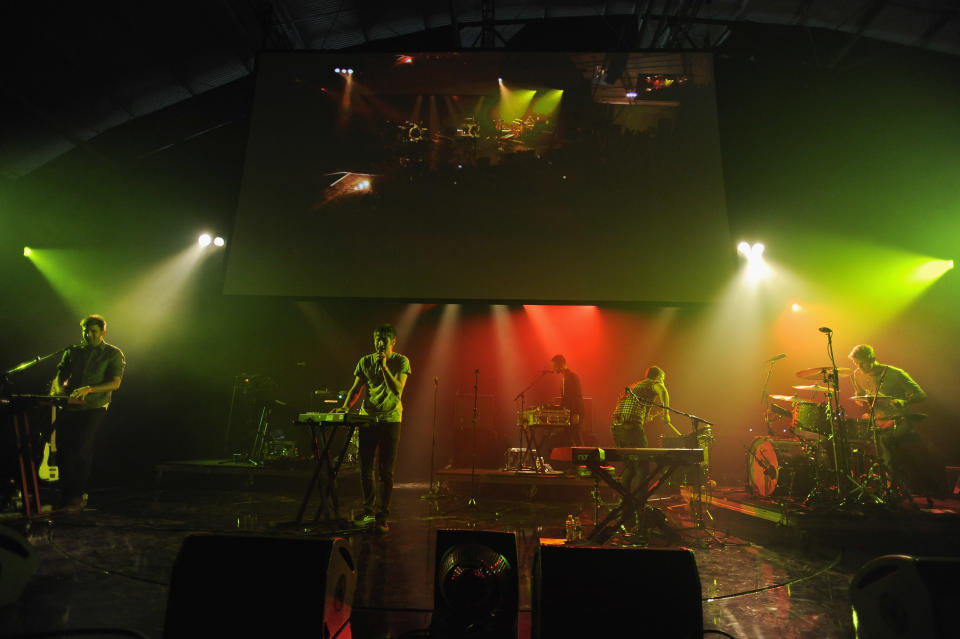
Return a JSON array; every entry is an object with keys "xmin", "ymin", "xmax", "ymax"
[
  {"xmin": 511, "ymin": 371, "xmax": 550, "ymax": 471},
  {"xmin": 3, "ymin": 348, "xmax": 68, "ymax": 394},
  {"xmin": 421, "ymin": 376, "xmax": 443, "ymax": 500},
  {"xmin": 467, "ymin": 369, "xmax": 479, "ymax": 508},
  {"xmin": 760, "ymin": 359, "xmax": 778, "ymax": 436},
  {"xmin": 821, "ymin": 330, "xmax": 846, "ymax": 503}
]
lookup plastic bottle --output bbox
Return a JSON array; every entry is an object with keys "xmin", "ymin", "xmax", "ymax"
[{"xmin": 565, "ymin": 514, "xmax": 575, "ymax": 541}]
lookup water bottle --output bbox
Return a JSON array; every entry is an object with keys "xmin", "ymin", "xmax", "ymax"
[
  {"xmin": 574, "ymin": 516, "xmax": 582, "ymax": 541},
  {"xmin": 565, "ymin": 514, "xmax": 574, "ymax": 541}
]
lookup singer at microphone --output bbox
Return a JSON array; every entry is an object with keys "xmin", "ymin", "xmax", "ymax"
[
  {"xmin": 49, "ymin": 314, "xmax": 126, "ymax": 511},
  {"xmin": 336, "ymin": 323, "xmax": 412, "ymax": 533}
]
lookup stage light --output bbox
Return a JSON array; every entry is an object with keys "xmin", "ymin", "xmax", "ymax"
[
  {"xmin": 498, "ymin": 77, "xmax": 503, "ymax": 84},
  {"xmin": 792, "ymin": 303, "xmax": 802, "ymax": 312},
  {"xmin": 334, "ymin": 67, "xmax": 341, "ymax": 73},
  {"xmin": 913, "ymin": 258, "xmax": 954, "ymax": 282},
  {"xmin": 213, "ymin": 237, "xmax": 225, "ymax": 247},
  {"xmin": 737, "ymin": 241, "xmax": 771, "ymax": 282},
  {"xmin": 347, "ymin": 69, "xmax": 353, "ymax": 75},
  {"xmin": 23, "ymin": 246, "xmax": 32, "ymax": 257},
  {"xmin": 198, "ymin": 234, "xmax": 212, "ymax": 247},
  {"xmin": 625, "ymin": 91, "xmax": 638, "ymax": 99}
]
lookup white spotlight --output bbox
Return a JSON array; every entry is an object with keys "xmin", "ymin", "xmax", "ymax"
[
  {"xmin": 737, "ymin": 241, "xmax": 751, "ymax": 257},
  {"xmin": 198, "ymin": 234, "xmax": 212, "ymax": 247},
  {"xmin": 213, "ymin": 237, "xmax": 225, "ymax": 247}
]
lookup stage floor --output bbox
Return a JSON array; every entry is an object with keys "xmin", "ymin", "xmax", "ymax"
[{"xmin": 2, "ymin": 462, "xmax": 958, "ymax": 638}]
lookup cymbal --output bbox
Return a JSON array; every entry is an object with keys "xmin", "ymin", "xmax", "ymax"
[
  {"xmin": 796, "ymin": 366, "xmax": 850, "ymax": 379},
  {"xmin": 793, "ymin": 384, "xmax": 830, "ymax": 392},
  {"xmin": 851, "ymin": 394, "xmax": 898, "ymax": 403},
  {"xmin": 769, "ymin": 394, "xmax": 797, "ymax": 401}
]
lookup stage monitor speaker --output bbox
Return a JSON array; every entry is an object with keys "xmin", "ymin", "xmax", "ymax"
[
  {"xmin": 850, "ymin": 554, "xmax": 960, "ymax": 639},
  {"xmin": 0, "ymin": 525, "xmax": 38, "ymax": 607},
  {"xmin": 164, "ymin": 534, "xmax": 356, "ymax": 638},
  {"xmin": 532, "ymin": 542, "xmax": 702, "ymax": 639},
  {"xmin": 432, "ymin": 529, "xmax": 519, "ymax": 638}
]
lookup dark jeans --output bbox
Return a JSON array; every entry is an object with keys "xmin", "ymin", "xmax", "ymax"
[
  {"xmin": 55, "ymin": 408, "xmax": 107, "ymax": 505},
  {"xmin": 358, "ymin": 421, "xmax": 401, "ymax": 519},
  {"xmin": 880, "ymin": 427, "xmax": 941, "ymax": 496},
  {"xmin": 611, "ymin": 422, "xmax": 648, "ymax": 511}
]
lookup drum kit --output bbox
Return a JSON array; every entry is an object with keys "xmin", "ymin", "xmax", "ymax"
[{"xmin": 748, "ymin": 363, "xmax": 907, "ymax": 506}]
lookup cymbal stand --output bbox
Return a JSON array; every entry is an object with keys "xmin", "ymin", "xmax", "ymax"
[{"xmin": 861, "ymin": 366, "xmax": 910, "ymax": 506}]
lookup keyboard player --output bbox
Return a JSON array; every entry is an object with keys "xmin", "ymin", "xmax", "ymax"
[
  {"xmin": 610, "ymin": 366, "xmax": 675, "ymax": 515},
  {"xmin": 333, "ymin": 324, "xmax": 411, "ymax": 533}
]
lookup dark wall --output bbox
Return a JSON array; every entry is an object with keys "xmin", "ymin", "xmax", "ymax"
[{"xmin": 2, "ymin": 30, "xmax": 958, "ymax": 488}]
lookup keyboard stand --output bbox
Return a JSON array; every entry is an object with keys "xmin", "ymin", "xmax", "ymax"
[
  {"xmin": 295, "ymin": 422, "xmax": 357, "ymax": 525},
  {"xmin": 514, "ymin": 424, "xmax": 565, "ymax": 475},
  {"xmin": 578, "ymin": 453, "xmax": 684, "ymax": 545}
]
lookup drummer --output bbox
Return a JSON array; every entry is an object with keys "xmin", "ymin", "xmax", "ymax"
[
  {"xmin": 848, "ymin": 344, "xmax": 926, "ymax": 426},
  {"xmin": 848, "ymin": 344, "xmax": 935, "ymax": 499}
]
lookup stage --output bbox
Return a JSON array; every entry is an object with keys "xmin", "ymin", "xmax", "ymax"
[{"xmin": 4, "ymin": 455, "xmax": 960, "ymax": 638}]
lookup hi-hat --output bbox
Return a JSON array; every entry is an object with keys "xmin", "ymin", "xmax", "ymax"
[
  {"xmin": 793, "ymin": 384, "xmax": 830, "ymax": 392},
  {"xmin": 796, "ymin": 366, "xmax": 850, "ymax": 379}
]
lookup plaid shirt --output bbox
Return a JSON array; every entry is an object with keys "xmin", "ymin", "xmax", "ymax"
[{"xmin": 612, "ymin": 379, "xmax": 667, "ymax": 425}]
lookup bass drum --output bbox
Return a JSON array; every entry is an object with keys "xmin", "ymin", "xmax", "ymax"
[{"xmin": 746, "ymin": 437, "xmax": 815, "ymax": 499}]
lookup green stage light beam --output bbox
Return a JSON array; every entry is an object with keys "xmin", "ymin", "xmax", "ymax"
[
  {"xmin": 26, "ymin": 248, "xmax": 112, "ymax": 318},
  {"xmin": 111, "ymin": 243, "xmax": 211, "ymax": 350},
  {"xmin": 531, "ymin": 90, "xmax": 563, "ymax": 116}
]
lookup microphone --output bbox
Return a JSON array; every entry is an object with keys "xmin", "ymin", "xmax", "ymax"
[
  {"xmin": 818, "ymin": 327, "xmax": 833, "ymax": 333},
  {"xmin": 767, "ymin": 353, "xmax": 787, "ymax": 362}
]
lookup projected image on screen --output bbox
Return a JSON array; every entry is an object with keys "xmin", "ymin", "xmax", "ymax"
[{"xmin": 226, "ymin": 52, "xmax": 731, "ymax": 302}]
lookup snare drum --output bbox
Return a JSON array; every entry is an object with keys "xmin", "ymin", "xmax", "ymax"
[
  {"xmin": 792, "ymin": 400, "xmax": 827, "ymax": 434},
  {"xmin": 746, "ymin": 437, "xmax": 815, "ymax": 499}
]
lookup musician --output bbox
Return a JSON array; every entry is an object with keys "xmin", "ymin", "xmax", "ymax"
[
  {"xmin": 337, "ymin": 324, "xmax": 411, "ymax": 533},
  {"xmin": 550, "ymin": 354, "xmax": 584, "ymax": 446},
  {"xmin": 50, "ymin": 314, "xmax": 125, "ymax": 511},
  {"xmin": 848, "ymin": 344, "xmax": 934, "ymax": 497},
  {"xmin": 611, "ymin": 366, "xmax": 674, "ymax": 502}
]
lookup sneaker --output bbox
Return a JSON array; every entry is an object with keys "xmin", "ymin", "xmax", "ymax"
[
  {"xmin": 352, "ymin": 511, "xmax": 376, "ymax": 526},
  {"xmin": 374, "ymin": 519, "xmax": 389, "ymax": 534}
]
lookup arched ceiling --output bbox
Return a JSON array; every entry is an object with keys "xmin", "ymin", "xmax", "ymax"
[{"xmin": 2, "ymin": 0, "xmax": 957, "ymax": 179}]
